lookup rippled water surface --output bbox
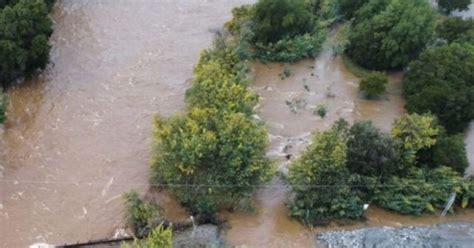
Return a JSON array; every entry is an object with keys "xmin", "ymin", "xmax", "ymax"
[{"xmin": 1, "ymin": 1, "xmax": 474, "ymax": 247}]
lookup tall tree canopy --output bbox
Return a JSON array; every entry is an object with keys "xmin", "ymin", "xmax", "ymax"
[
  {"xmin": 0, "ymin": 0, "xmax": 53, "ymax": 87},
  {"xmin": 404, "ymin": 43, "xmax": 474, "ymax": 133},
  {"xmin": 347, "ymin": 0, "xmax": 436, "ymax": 70}
]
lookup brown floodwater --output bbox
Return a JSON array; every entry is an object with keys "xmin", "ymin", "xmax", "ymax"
[
  {"xmin": 222, "ymin": 42, "xmax": 474, "ymax": 246},
  {"xmin": 1, "ymin": 1, "xmax": 474, "ymax": 247},
  {"xmin": 0, "ymin": 0, "xmax": 254, "ymax": 247}
]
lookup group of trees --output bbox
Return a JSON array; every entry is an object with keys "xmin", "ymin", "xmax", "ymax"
[
  {"xmin": 149, "ymin": 0, "xmax": 474, "ymax": 230},
  {"xmin": 288, "ymin": 114, "xmax": 473, "ymax": 225},
  {"xmin": 0, "ymin": 0, "xmax": 55, "ymax": 123},
  {"xmin": 151, "ymin": 40, "xmax": 273, "ymax": 217},
  {"xmin": 225, "ymin": 0, "xmax": 329, "ymax": 63}
]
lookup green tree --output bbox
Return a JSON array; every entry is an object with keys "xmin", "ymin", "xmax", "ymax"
[
  {"xmin": 186, "ymin": 48, "xmax": 257, "ymax": 115},
  {"xmin": 288, "ymin": 123, "xmax": 363, "ymax": 225},
  {"xmin": 418, "ymin": 131, "xmax": 469, "ymax": 175},
  {"xmin": 347, "ymin": 0, "xmax": 436, "ymax": 70},
  {"xmin": 0, "ymin": 0, "xmax": 53, "ymax": 87},
  {"xmin": 253, "ymin": 0, "xmax": 315, "ymax": 44},
  {"xmin": 122, "ymin": 224, "xmax": 173, "ymax": 248},
  {"xmin": 359, "ymin": 71, "xmax": 388, "ymax": 99},
  {"xmin": 347, "ymin": 121, "xmax": 400, "ymax": 180},
  {"xmin": 437, "ymin": 0, "xmax": 471, "ymax": 14},
  {"xmin": 152, "ymin": 107, "xmax": 272, "ymax": 216},
  {"xmin": 404, "ymin": 43, "xmax": 474, "ymax": 133},
  {"xmin": 437, "ymin": 17, "xmax": 474, "ymax": 44},
  {"xmin": 339, "ymin": 0, "xmax": 369, "ymax": 19},
  {"xmin": 392, "ymin": 113, "xmax": 440, "ymax": 163}
]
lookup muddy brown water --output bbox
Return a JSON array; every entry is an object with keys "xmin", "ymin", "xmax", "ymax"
[
  {"xmin": 0, "ymin": 0, "xmax": 253, "ymax": 247},
  {"xmin": 1, "ymin": 1, "xmax": 474, "ymax": 247}
]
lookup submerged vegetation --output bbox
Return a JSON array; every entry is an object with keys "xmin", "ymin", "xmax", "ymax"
[{"xmin": 148, "ymin": 0, "xmax": 474, "ymax": 229}]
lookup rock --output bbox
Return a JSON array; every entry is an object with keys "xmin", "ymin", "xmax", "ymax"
[
  {"xmin": 316, "ymin": 222, "xmax": 474, "ymax": 248},
  {"xmin": 173, "ymin": 224, "xmax": 221, "ymax": 247}
]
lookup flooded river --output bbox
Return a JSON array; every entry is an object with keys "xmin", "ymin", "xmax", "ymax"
[
  {"xmin": 1, "ymin": 1, "xmax": 473, "ymax": 247},
  {"xmin": 0, "ymin": 0, "xmax": 252, "ymax": 247}
]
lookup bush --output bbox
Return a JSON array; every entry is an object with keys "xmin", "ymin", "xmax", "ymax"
[
  {"xmin": 392, "ymin": 113, "xmax": 440, "ymax": 164},
  {"xmin": 288, "ymin": 124, "xmax": 363, "ymax": 225},
  {"xmin": 347, "ymin": 121, "xmax": 400, "ymax": 180},
  {"xmin": 0, "ymin": 91, "xmax": 7, "ymax": 123},
  {"xmin": 404, "ymin": 43, "xmax": 474, "ymax": 133},
  {"xmin": 437, "ymin": 17, "xmax": 474, "ymax": 44},
  {"xmin": 252, "ymin": 0, "xmax": 315, "ymax": 44},
  {"xmin": 122, "ymin": 224, "xmax": 172, "ymax": 248},
  {"xmin": 347, "ymin": 0, "xmax": 435, "ymax": 70},
  {"xmin": 123, "ymin": 191, "xmax": 161, "ymax": 237},
  {"xmin": 315, "ymin": 104, "xmax": 327, "ymax": 118},
  {"xmin": 374, "ymin": 167, "xmax": 465, "ymax": 215},
  {"xmin": 254, "ymin": 31, "xmax": 326, "ymax": 63},
  {"xmin": 359, "ymin": 72, "xmax": 388, "ymax": 99},
  {"xmin": 437, "ymin": 0, "xmax": 471, "ymax": 14},
  {"xmin": 152, "ymin": 108, "xmax": 272, "ymax": 216},
  {"xmin": 0, "ymin": 0, "xmax": 53, "ymax": 87}
]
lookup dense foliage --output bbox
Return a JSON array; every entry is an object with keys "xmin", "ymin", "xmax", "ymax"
[
  {"xmin": 339, "ymin": 0, "xmax": 369, "ymax": 19},
  {"xmin": 225, "ymin": 0, "xmax": 327, "ymax": 63},
  {"xmin": 253, "ymin": 0, "xmax": 314, "ymax": 44},
  {"xmin": 288, "ymin": 122, "xmax": 364, "ymax": 225},
  {"xmin": 186, "ymin": 48, "xmax": 257, "ymax": 115},
  {"xmin": 437, "ymin": 17, "xmax": 474, "ymax": 44},
  {"xmin": 347, "ymin": 0, "xmax": 436, "ymax": 70},
  {"xmin": 152, "ymin": 40, "xmax": 273, "ymax": 217},
  {"xmin": 0, "ymin": 0, "xmax": 53, "ymax": 87},
  {"xmin": 374, "ymin": 167, "xmax": 465, "ymax": 215},
  {"xmin": 359, "ymin": 72, "xmax": 388, "ymax": 98},
  {"xmin": 437, "ymin": 0, "xmax": 471, "ymax": 14},
  {"xmin": 122, "ymin": 224, "xmax": 173, "ymax": 248},
  {"xmin": 392, "ymin": 113, "xmax": 440, "ymax": 165},
  {"xmin": 404, "ymin": 43, "xmax": 474, "ymax": 133},
  {"xmin": 123, "ymin": 191, "xmax": 161, "ymax": 237},
  {"xmin": 346, "ymin": 121, "xmax": 400, "ymax": 181},
  {"xmin": 289, "ymin": 113, "xmax": 472, "ymax": 224}
]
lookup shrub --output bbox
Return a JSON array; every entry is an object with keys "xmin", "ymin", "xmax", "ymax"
[
  {"xmin": 347, "ymin": 121, "xmax": 400, "ymax": 180},
  {"xmin": 437, "ymin": 17, "xmax": 474, "ymax": 44},
  {"xmin": 252, "ymin": 0, "xmax": 315, "ymax": 44},
  {"xmin": 123, "ymin": 191, "xmax": 161, "ymax": 237},
  {"xmin": 404, "ymin": 43, "xmax": 474, "ymax": 133},
  {"xmin": 254, "ymin": 31, "xmax": 326, "ymax": 63},
  {"xmin": 374, "ymin": 167, "xmax": 465, "ymax": 215},
  {"xmin": 0, "ymin": 91, "xmax": 7, "ymax": 123},
  {"xmin": 392, "ymin": 113, "xmax": 440, "ymax": 163},
  {"xmin": 0, "ymin": 0, "xmax": 53, "ymax": 87},
  {"xmin": 315, "ymin": 104, "xmax": 327, "ymax": 118},
  {"xmin": 122, "ymin": 224, "xmax": 173, "ymax": 248},
  {"xmin": 359, "ymin": 72, "xmax": 388, "ymax": 99},
  {"xmin": 152, "ymin": 108, "xmax": 272, "ymax": 216},
  {"xmin": 288, "ymin": 124, "xmax": 363, "ymax": 225},
  {"xmin": 437, "ymin": 0, "xmax": 471, "ymax": 14},
  {"xmin": 347, "ymin": 0, "xmax": 436, "ymax": 70}
]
